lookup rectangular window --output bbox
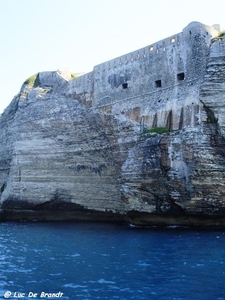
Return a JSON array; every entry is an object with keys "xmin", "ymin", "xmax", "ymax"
[
  {"xmin": 177, "ymin": 72, "xmax": 185, "ymax": 81},
  {"xmin": 155, "ymin": 80, "xmax": 162, "ymax": 88},
  {"xmin": 122, "ymin": 83, "xmax": 128, "ymax": 89}
]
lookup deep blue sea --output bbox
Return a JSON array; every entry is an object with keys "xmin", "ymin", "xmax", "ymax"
[{"xmin": 0, "ymin": 222, "xmax": 225, "ymax": 300}]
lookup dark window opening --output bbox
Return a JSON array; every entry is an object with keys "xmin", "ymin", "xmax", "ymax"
[
  {"xmin": 122, "ymin": 83, "xmax": 128, "ymax": 89},
  {"xmin": 189, "ymin": 31, "xmax": 192, "ymax": 35},
  {"xmin": 177, "ymin": 72, "xmax": 185, "ymax": 81},
  {"xmin": 155, "ymin": 80, "xmax": 162, "ymax": 88}
]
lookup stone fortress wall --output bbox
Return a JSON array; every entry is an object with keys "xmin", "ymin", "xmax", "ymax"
[{"xmin": 68, "ymin": 22, "xmax": 220, "ymax": 131}]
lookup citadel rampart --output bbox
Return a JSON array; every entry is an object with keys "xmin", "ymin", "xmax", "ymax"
[{"xmin": 68, "ymin": 21, "xmax": 220, "ymax": 131}]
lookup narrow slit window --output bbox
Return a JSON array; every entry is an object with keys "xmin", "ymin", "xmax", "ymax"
[
  {"xmin": 177, "ymin": 72, "xmax": 185, "ymax": 81},
  {"xmin": 122, "ymin": 83, "xmax": 128, "ymax": 89},
  {"xmin": 155, "ymin": 80, "xmax": 162, "ymax": 88}
]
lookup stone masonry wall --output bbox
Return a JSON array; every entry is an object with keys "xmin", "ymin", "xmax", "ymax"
[{"xmin": 68, "ymin": 22, "xmax": 220, "ymax": 132}]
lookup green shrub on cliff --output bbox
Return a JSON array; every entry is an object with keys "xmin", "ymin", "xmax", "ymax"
[
  {"xmin": 141, "ymin": 127, "xmax": 169, "ymax": 135},
  {"xmin": 212, "ymin": 31, "xmax": 225, "ymax": 41},
  {"xmin": 24, "ymin": 73, "xmax": 40, "ymax": 88},
  {"xmin": 70, "ymin": 73, "xmax": 78, "ymax": 80}
]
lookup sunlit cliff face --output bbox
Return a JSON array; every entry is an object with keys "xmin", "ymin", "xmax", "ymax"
[{"xmin": 0, "ymin": 23, "xmax": 225, "ymax": 227}]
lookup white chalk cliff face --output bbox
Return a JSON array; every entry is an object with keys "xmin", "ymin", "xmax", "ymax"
[
  {"xmin": 0, "ymin": 71, "xmax": 140, "ymax": 222},
  {"xmin": 0, "ymin": 38, "xmax": 225, "ymax": 227}
]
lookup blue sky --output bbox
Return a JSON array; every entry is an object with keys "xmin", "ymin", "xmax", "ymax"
[{"xmin": 0, "ymin": 0, "xmax": 224, "ymax": 113}]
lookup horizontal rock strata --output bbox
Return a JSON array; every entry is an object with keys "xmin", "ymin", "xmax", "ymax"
[{"xmin": 0, "ymin": 37, "xmax": 225, "ymax": 228}]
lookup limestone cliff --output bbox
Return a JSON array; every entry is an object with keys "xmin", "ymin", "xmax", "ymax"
[
  {"xmin": 120, "ymin": 38, "xmax": 225, "ymax": 227},
  {"xmin": 0, "ymin": 36, "xmax": 225, "ymax": 227},
  {"xmin": 0, "ymin": 72, "xmax": 138, "ymax": 222}
]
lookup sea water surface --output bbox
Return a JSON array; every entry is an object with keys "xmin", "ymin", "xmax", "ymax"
[{"xmin": 0, "ymin": 222, "xmax": 225, "ymax": 300}]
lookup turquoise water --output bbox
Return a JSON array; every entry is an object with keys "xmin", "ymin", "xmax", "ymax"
[{"xmin": 0, "ymin": 222, "xmax": 225, "ymax": 300}]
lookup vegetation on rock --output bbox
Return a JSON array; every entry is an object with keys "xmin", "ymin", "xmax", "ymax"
[
  {"xmin": 70, "ymin": 73, "xmax": 79, "ymax": 80},
  {"xmin": 141, "ymin": 127, "xmax": 169, "ymax": 135},
  {"xmin": 212, "ymin": 31, "xmax": 225, "ymax": 41},
  {"xmin": 24, "ymin": 73, "xmax": 40, "ymax": 88}
]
